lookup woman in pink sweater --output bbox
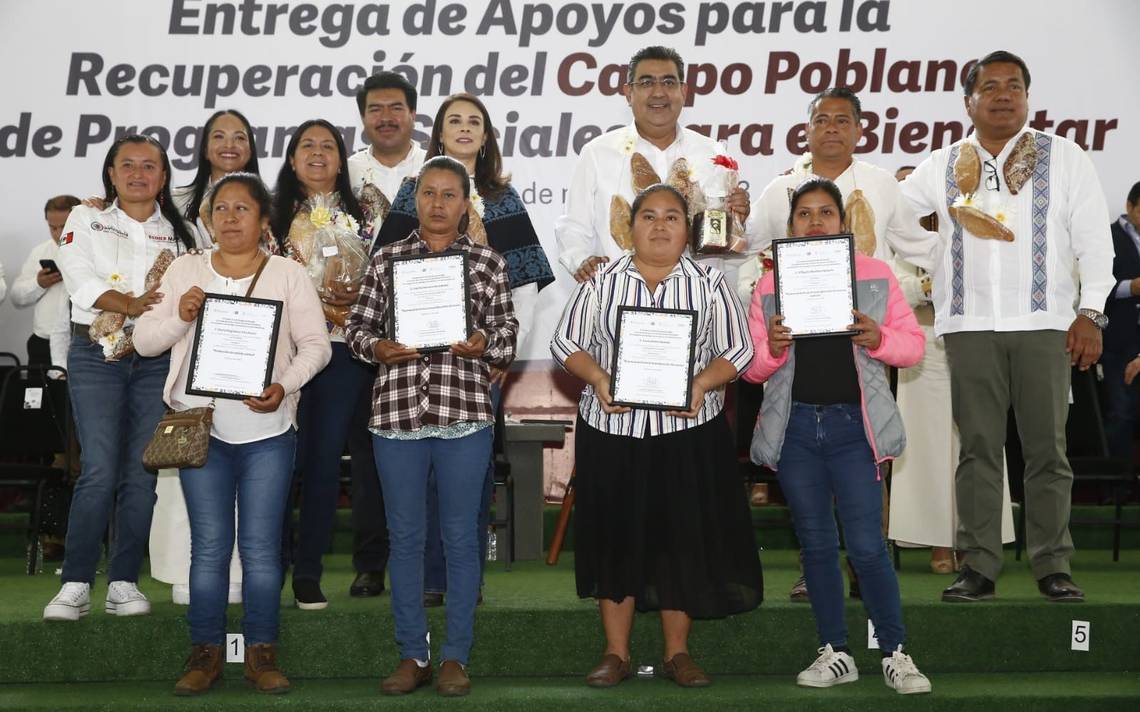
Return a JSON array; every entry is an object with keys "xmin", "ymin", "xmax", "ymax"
[
  {"xmin": 744, "ymin": 178, "xmax": 930, "ymax": 695},
  {"xmin": 134, "ymin": 173, "xmax": 331, "ymax": 696}
]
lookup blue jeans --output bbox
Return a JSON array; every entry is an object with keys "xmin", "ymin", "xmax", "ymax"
[
  {"xmin": 181, "ymin": 430, "xmax": 295, "ymax": 645},
  {"xmin": 1100, "ymin": 352, "xmax": 1137, "ymax": 460},
  {"xmin": 424, "ymin": 385, "xmax": 500, "ymax": 592},
  {"xmin": 287, "ymin": 342, "xmax": 375, "ymax": 582},
  {"xmin": 61, "ymin": 337, "xmax": 168, "ymax": 584},
  {"xmin": 777, "ymin": 403, "xmax": 905, "ymax": 652},
  {"xmin": 373, "ymin": 427, "xmax": 492, "ymax": 664}
]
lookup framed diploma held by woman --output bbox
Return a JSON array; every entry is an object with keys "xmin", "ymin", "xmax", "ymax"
[
  {"xmin": 187, "ymin": 294, "xmax": 283, "ymax": 399},
  {"xmin": 772, "ymin": 234, "xmax": 857, "ymax": 338},
  {"xmin": 387, "ymin": 251, "xmax": 472, "ymax": 352},
  {"xmin": 609, "ymin": 306, "xmax": 697, "ymax": 410}
]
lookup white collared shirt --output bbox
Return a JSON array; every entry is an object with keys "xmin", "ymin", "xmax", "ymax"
[
  {"xmin": 56, "ymin": 202, "xmax": 185, "ymax": 325},
  {"xmin": 740, "ymin": 156, "xmax": 941, "ymax": 306},
  {"xmin": 550, "ymin": 253, "xmax": 753, "ymax": 439},
  {"xmin": 900, "ymin": 126, "xmax": 1114, "ymax": 336},
  {"xmin": 554, "ymin": 122, "xmax": 754, "ymax": 283},
  {"xmin": 10, "ymin": 239, "xmax": 72, "ymax": 363},
  {"xmin": 348, "ymin": 143, "xmax": 427, "ymax": 239},
  {"xmin": 748, "ymin": 156, "xmax": 939, "ymax": 264}
]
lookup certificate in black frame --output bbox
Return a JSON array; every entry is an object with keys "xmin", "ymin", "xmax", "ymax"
[
  {"xmin": 772, "ymin": 233, "xmax": 858, "ymax": 339},
  {"xmin": 186, "ymin": 293, "xmax": 283, "ymax": 400},
  {"xmin": 386, "ymin": 250, "xmax": 472, "ymax": 353},
  {"xmin": 609, "ymin": 305, "xmax": 698, "ymax": 411}
]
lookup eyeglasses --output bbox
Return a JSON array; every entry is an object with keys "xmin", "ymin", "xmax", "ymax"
[
  {"xmin": 983, "ymin": 159, "xmax": 1001, "ymax": 192},
  {"xmin": 627, "ymin": 76, "xmax": 682, "ymax": 91}
]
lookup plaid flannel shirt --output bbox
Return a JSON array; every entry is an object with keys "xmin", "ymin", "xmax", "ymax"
[{"xmin": 346, "ymin": 231, "xmax": 518, "ymax": 432}]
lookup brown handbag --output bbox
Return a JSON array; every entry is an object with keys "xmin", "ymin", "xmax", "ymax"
[
  {"xmin": 141, "ymin": 254, "xmax": 270, "ymax": 472},
  {"xmin": 142, "ymin": 406, "xmax": 214, "ymax": 472}
]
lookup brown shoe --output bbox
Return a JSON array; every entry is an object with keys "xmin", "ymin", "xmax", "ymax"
[
  {"xmin": 585, "ymin": 654, "xmax": 632, "ymax": 688},
  {"xmin": 174, "ymin": 644, "xmax": 222, "ymax": 696},
  {"xmin": 663, "ymin": 652, "xmax": 711, "ymax": 688},
  {"xmin": 243, "ymin": 643, "xmax": 290, "ymax": 694},
  {"xmin": 381, "ymin": 659, "xmax": 432, "ymax": 695},
  {"xmin": 437, "ymin": 660, "xmax": 471, "ymax": 697},
  {"xmin": 789, "ymin": 575, "xmax": 809, "ymax": 602}
]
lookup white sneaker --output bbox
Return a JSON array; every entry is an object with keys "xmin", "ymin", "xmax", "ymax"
[
  {"xmin": 796, "ymin": 644, "xmax": 859, "ymax": 688},
  {"xmin": 228, "ymin": 582, "xmax": 242, "ymax": 604},
  {"xmin": 172, "ymin": 584, "xmax": 189, "ymax": 605},
  {"xmin": 882, "ymin": 647, "xmax": 932, "ymax": 694},
  {"xmin": 43, "ymin": 582, "xmax": 91, "ymax": 621},
  {"xmin": 105, "ymin": 581, "xmax": 151, "ymax": 616}
]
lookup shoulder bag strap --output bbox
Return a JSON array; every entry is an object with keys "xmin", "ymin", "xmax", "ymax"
[{"xmin": 245, "ymin": 254, "xmax": 269, "ymax": 298}]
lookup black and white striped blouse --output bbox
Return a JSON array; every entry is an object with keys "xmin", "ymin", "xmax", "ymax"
[{"xmin": 551, "ymin": 253, "xmax": 753, "ymax": 438}]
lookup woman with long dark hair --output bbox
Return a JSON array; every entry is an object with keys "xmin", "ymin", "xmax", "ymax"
[
  {"xmin": 270, "ymin": 119, "xmax": 367, "ymax": 610},
  {"xmin": 173, "ymin": 109, "xmax": 261, "ymax": 247},
  {"xmin": 44, "ymin": 135, "xmax": 194, "ymax": 622}
]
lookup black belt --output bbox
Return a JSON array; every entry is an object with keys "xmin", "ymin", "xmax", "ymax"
[{"xmin": 71, "ymin": 322, "xmax": 91, "ymax": 337}]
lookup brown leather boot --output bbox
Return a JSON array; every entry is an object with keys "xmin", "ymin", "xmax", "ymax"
[
  {"xmin": 174, "ymin": 644, "xmax": 222, "ymax": 696},
  {"xmin": 243, "ymin": 643, "xmax": 290, "ymax": 694}
]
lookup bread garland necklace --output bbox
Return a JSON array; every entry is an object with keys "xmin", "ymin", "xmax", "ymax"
[{"xmin": 948, "ymin": 133, "xmax": 1036, "ymax": 242}]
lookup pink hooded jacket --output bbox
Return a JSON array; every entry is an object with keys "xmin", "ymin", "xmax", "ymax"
[{"xmin": 743, "ymin": 253, "xmax": 925, "ymax": 468}]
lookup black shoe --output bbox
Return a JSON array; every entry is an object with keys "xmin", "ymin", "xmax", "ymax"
[
  {"xmin": 1037, "ymin": 573, "xmax": 1084, "ymax": 603},
  {"xmin": 293, "ymin": 579, "xmax": 328, "ymax": 610},
  {"xmin": 350, "ymin": 571, "xmax": 386, "ymax": 598},
  {"xmin": 423, "ymin": 592, "xmax": 444, "ymax": 608},
  {"xmin": 941, "ymin": 566, "xmax": 995, "ymax": 602}
]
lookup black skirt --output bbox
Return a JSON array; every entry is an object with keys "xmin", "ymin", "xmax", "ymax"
[{"xmin": 573, "ymin": 412, "xmax": 763, "ymax": 619}]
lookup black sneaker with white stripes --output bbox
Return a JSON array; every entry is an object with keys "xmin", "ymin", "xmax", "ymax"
[{"xmin": 796, "ymin": 644, "xmax": 859, "ymax": 688}]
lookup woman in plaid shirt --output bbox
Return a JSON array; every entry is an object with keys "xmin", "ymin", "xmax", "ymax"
[{"xmin": 345, "ymin": 156, "xmax": 517, "ymax": 697}]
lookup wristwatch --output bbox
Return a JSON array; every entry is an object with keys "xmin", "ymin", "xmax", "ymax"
[{"xmin": 1078, "ymin": 308, "xmax": 1108, "ymax": 329}]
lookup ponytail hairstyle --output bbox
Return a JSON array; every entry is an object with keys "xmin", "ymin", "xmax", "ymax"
[{"xmin": 101, "ymin": 134, "xmax": 196, "ymax": 250}]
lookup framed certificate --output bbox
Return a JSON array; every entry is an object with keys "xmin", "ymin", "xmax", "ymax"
[
  {"xmin": 388, "ymin": 251, "xmax": 471, "ymax": 352},
  {"xmin": 772, "ymin": 234, "xmax": 857, "ymax": 338},
  {"xmin": 186, "ymin": 293, "xmax": 283, "ymax": 400},
  {"xmin": 609, "ymin": 306, "xmax": 697, "ymax": 410}
]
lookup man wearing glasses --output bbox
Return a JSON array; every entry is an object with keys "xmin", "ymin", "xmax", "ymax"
[
  {"xmin": 900, "ymin": 50, "xmax": 1114, "ymax": 604},
  {"xmin": 555, "ymin": 45, "xmax": 752, "ymax": 285}
]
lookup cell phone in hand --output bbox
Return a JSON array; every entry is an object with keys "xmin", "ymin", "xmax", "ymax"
[{"xmin": 39, "ymin": 259, "xmax": 59, "ymax": 273}]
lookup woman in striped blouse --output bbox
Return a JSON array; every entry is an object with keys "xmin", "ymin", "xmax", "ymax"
[{"xmin": 551, "ymin": 184, "xmax": 763, "ymax": 689}]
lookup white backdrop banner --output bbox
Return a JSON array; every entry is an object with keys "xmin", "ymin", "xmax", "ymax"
[{"xmin": 1, "ymin": 0, "xmax": 1136, "ymax": 360}]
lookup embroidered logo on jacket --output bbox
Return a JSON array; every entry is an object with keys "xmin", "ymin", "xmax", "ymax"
[
  {"xmin": 60, "ymin": 232, "xmax": 74, "ymax": 246},
  {"xmin": 90, "ymin": 221, "xmax": 128, "ymax": 238}
]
